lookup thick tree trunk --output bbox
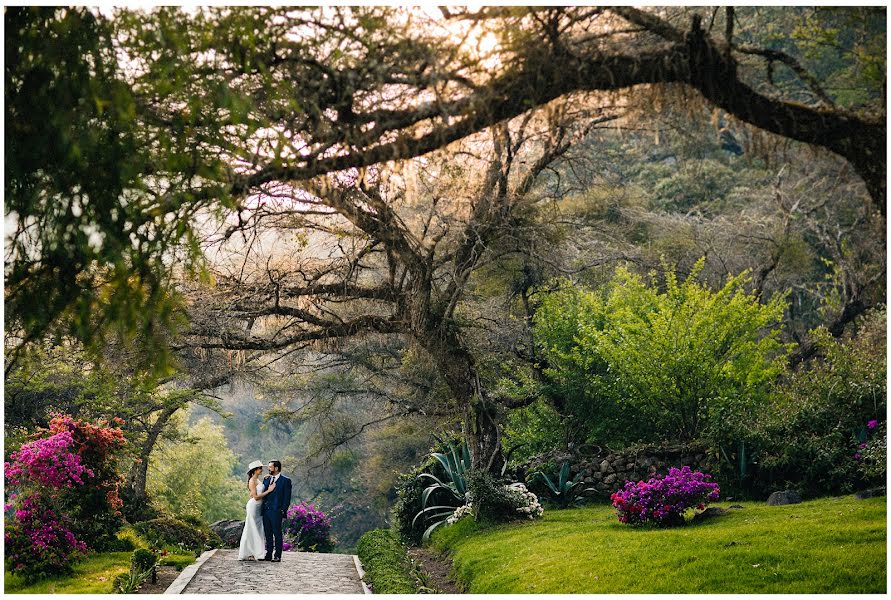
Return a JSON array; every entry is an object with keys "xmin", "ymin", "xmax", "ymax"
[
  {"xmin": 418, "ymin": 324, "xmax": 505, "ymax": 475},
  {"xmin": 122, "ymin": 404, "xmax": 181, "ymax": 521}
]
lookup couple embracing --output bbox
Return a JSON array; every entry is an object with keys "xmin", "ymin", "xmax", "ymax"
[{"xmin": 238, "ymin": 460, "xmax": 292, "ymax": 562}]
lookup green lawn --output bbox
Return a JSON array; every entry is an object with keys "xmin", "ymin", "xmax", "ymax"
[
  {"xmin": 4, "ymin": 526, "xmax": 197, "ymax": 594},
  {"xmin": 431, "ymin": 495, "xmax": 886, "ymax": 593},
  {"xmin": 4, "ymin": 552, "xmax": 132, "ymax": 594}
]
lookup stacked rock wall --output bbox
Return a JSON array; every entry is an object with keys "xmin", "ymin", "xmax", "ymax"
[{"xmin": 574, "ymin": 446, "xmax": 710, "ymax": 497}]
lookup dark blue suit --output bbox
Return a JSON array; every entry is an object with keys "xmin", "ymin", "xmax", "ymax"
[{"xmin": 261, "ymin": 474, "xmax": 292, "ymax": 559}]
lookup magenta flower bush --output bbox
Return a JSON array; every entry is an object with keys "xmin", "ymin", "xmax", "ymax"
[
  {"xmin": 611, "ymin": 466, "xmax": 720, "ymax": 527},
  {"xmin": 4, "ymin": 495, "xmax": 87, "ymax": 581},
  {"xmin": 4, "ymin": 415, "xmax": 128, "ymax": 580},
  {"xmin": 5, "ymin": 431, "xmax": 94, "ymax": 488},
  {"xmin": 283, "ymin": 501, "xmax": 334, "ymax": 552}
]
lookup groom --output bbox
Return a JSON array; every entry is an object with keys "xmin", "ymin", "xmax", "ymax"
[{"xmin": 261, "ymin": 460, "xmax": 292, "ymax": 562}]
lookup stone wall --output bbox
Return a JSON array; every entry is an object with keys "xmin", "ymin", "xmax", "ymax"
[{"xmin": 574, "ymin": 446, "xmax": 710, "ymax": 497}]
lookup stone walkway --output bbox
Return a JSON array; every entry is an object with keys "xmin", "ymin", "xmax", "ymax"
[{"xmin": 166, "ymin": 549, "xmax": 368, "ymax": 594}]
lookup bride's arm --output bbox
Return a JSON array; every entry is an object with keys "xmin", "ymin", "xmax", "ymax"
[
  {"xmin": 249, "ymin": 479, "xmax": 262, "ymax": 501},
  {"xmin": 259, "ymin": 481, "xmax": 276, "ymax": 498}
]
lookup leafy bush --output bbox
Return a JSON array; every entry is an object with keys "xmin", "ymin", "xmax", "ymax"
[
  {"xmin": 858, "ymin": 421, "xmax": 886, "ymax": 480},
  {"xmin": 611, "ymin": 466, "xmax": 720, "ymax": 527},
  {"xmin": 391, "ymin": 469, "xmax": 428, "ymax": 544},
  {"xmin": 3, "ymin": 494, "xmax": 87, "ymax": 582},
  {"xmin": 131, "ymin": 548, "xmax": 158, "ymax": 574},
  {"xmin": 103, "ymin": 537, "xmax": 137, "ymax": 552},
  {"xmin": 283, "ymin": 502, "xmax": 334, "ymax": 552},
  {"xmin": 132, "ymin": 517, "xmax": 221, "ymax": 552},
  {"xmin": 534, "ymin": 260, "xmax": 790, "ymax": 447},
  {"xmin": 531, "ymin": 462, "xmax": 595, "ymax": 508},
  {"xmin": 356, "ymin": 529, "xmax": 418, "ymax": 594},
  {"xmin": 749, "ymin": 310, "xmax": 886, "ymax": 496},
  {"xmin": 461, "ymin": 470, "xmax": 544, "ymax": 524}
]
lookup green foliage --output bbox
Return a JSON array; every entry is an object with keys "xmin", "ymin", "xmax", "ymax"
[
  {"xmin": 356, "ymin": 529, "xmax": 419, "ymax": 594},
  {"xmin": 465, "ymin": 470, "xmax": 520, "ymax": 523},
  {"xmin": 430, "ymin": 497, "xmax": 886, "ymax": 593},
  {"xmin": 531, "ymin": 463, "xmax": 594, "ymax": 508},
  {"xmin": 146, "ymin": 414, "xmax": 244, "ymax": 524},
  {"xmin": 130, "ymin": 549, "xmax": 157, "ymax": 574},
  {"xmin": 859, "ymin": 422, "xmax": 886, "ymax": 480},
  {"xmin": 534, "ymin": 260, "xmax": 791, "ymax": 446},
  {"xmin": 5, "ymin": 7, "xmax": 204, "ymax": 373},
  {"xmin": 391, "ymin": 469, "xmax": 428, "ymax": 545},
  {"xmin": 645, "ymin": 159, "xmax": 739, "ymax": 213},
  {"xmin": 502, "ymin": 399, "xmax": 564, "ymax": 467},
  {"xmin": 131, "ymin": 517, "xmax": 221, "ymax": 553},
  {"xmin": 748, "ymin": 309, "xmax": 886, "ymax": 496}
]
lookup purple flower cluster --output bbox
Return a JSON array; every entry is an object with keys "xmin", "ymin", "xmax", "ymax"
[
  {"xmin": 4, "ymin": 431, "xmax": 94, "ymax": 488},
  {"xmin": 611, "ymin": 466, "xmax": 720, "ymax": 527},
  {"xmin": 283, "ymin": 501, "xmax": 334, "ymax": 552},
  {"xmin": 855, "ymin": 419, "xmax": 882, "ymax": 460},
  {"xmin": 4, "ymin": 495, "xmax": 86, "ymax": 581}
]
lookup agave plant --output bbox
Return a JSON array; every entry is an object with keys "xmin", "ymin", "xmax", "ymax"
[
  {"xmin": 412, "ymin": 439, "xmax": 471, "ymax": 541},
  {"xmin": 532, "ymin": 462, "xmax": 595, "ymax": 508}
]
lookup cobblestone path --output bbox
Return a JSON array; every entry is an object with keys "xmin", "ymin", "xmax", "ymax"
[{"xmin": 168, "ymin": 549, "xmax": 366, "ymax": 594}]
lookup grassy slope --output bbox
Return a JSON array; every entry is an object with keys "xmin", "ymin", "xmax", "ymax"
[
  {"xmin": 4, "ymin": 527, "xmax": 196, "ymax": 594},
  {"xmin": 431, "ymin": 496, "xmax": 886, "ymax": 593}
]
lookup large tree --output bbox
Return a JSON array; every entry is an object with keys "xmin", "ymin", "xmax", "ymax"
[
  {"xmin": 6, "ymin": 6, "xmax": 885, "ymax": 471},
  {"xmin": 178, "ymin": 107, "xmax": 607, "ymax": 472}
]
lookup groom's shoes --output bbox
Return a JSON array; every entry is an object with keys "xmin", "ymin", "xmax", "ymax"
[
  {"xmin": 259, "ymin": 556, "xmax": 272, "ymax": 561},
  {"xmin": 271, "ymin": 557, "xmax": 281, "ymax": 562}
]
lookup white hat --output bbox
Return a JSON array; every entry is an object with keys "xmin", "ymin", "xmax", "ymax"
[{"xmin": 247, "ymin": 460, "xmax": 264, "ymax": 472}]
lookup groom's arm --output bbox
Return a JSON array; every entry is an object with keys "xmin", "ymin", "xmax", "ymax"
[{"xmin": 282, "ymin": 478, "xmax": 292, "ymax": 515}]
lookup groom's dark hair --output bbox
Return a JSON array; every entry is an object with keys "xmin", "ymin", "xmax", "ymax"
[{"xmin": 269, "ymin": 460, "xmax": 282, "ymax": 472}]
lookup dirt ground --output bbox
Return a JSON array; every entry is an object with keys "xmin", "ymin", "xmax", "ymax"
[
  {"xmin": 407, "ymin": 547, "xmax": 462, "ymax": 594},
  {"xmin": 136, "ymin": 566, "xmax": 180, "ymax": 594}
]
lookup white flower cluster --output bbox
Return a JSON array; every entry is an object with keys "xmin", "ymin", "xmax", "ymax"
[
  {"xmin": 446, "ymin": 503, "xmax": 474, "ymax": 525},
  {"xmin": 506, "ymin": 483, "xmax": 544, "ymax": 519}
]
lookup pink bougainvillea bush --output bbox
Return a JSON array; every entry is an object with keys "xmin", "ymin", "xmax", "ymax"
[
  {"xmin": 283, "ymin": 501, "xmax": 335, "ymax": 552},
  {"xmin": 611, "ymin": 466, "xmax": 720, "ymax": 527},
  {"xmin": 4, "ymin": 415, "xmax": 128, "ymax": 579},
  {"xmin": 4, "ymin": 494, "xmax": 87, "ymax": 581}
]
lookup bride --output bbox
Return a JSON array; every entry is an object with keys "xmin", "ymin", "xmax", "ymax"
[{"xmin": 238, "ymin": 460, "xmax": 276, "ymax": 560}]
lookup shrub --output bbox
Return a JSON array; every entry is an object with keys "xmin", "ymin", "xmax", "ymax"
[
  {"xmin": 131, "ymin": 548, "xmax": 158, "ymax": 574},
  {"xmin": 611, "ymin": 466, "xmax": 720, "ymax": 527},
  {"xmin": 534, "ymin": 261, "xmax": 790, "ymax": 448},
  {"xmin": 391, "ymin": 469, "xmax": 427, "ymax": 544},
  {"xmin": 3, "ymin": 494, "xmax": 87, "ymax": 582},
  {"xmin": 4, "ymin": 415, "xmax": 127, "ymax": 579},
  {"xmin": 461, "ymin": 470, "xmax": 544, "ymax": 524},
  {"xmin": 283, "ymin": 502, "xmax": 334, "ymax": 552},
  {"xmin": 857, "ymin": 420, "xmax": 886, "ymax": 480},
  {"xmin": 750, "ymin": 311, "xmax": 886, "ymax": 496},
  {"xmin": 356, "ymin": 529, "xmax": 418, "ymax": 594},
  {"xmin": 132, "ymin": 517, "xmax": 221, "ymax": 552}
]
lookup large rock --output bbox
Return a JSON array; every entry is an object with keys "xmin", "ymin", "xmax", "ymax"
[
  {"xmin": 692, "ymin": 507, "xmax": 728, "ymax": 523},
  {"xmin": 599, "ymin": 459, "xmax": 611, "ymax": 473},
  {"xmin": 855, "ymin": 487, "xmax": 886, "ymax": 500},
  {"xmin": 210, "ymin": 520, "xmax": 245, "ymax": 547},
  {"xmin": 766, "ymin": 490, "xmax": 802, "ymax": 506}
]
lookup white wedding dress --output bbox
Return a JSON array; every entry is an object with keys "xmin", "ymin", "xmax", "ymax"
[{"xmin": 238, "ymin": 481, "xmax": 266, "ymax": 560}]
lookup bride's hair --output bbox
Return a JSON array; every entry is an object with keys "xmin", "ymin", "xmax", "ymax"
[{"xmin": 246, "ymin": 466, "xmax": 262, "ymax": 489}]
